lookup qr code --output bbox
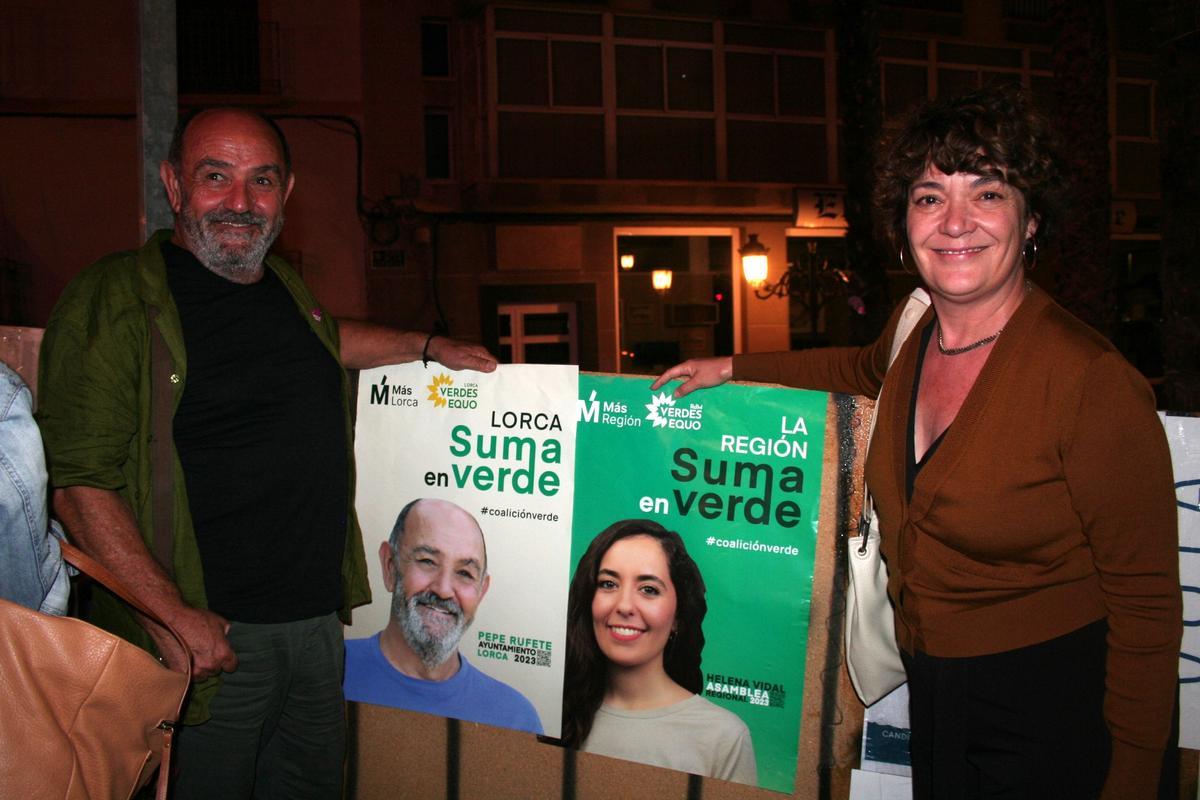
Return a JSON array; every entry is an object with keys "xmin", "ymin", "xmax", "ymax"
[
  {"xmin": 536, "ymin": 651, "xmax": 551, "ymax": 667},
  {"xmin": 770, "ymin": 690, "xmax": 786, "ymax": 708}
]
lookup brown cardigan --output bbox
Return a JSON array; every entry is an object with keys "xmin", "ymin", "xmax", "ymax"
[{"xmin": 735, "ymin": 286, "xmax": 1181, "ymax": 798}]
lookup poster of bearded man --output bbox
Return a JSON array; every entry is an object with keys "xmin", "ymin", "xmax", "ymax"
[{"xmin": 345, "ymin": 362, "xmax": 578, "ymax": 737}]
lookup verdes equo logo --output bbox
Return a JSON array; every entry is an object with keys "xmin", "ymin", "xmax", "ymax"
[
  {"xmin": 426, "ymin": 373, "xmax": 480, "ymax": 409},
  {"xmin": 427, "ymin": 374, "xmax": 453, "ymax": 408},
  {"xmin": 645, "ymin": 391, "xmax": 703, "ymax": 430}
]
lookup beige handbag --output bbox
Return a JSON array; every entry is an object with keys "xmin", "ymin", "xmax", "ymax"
[
  {"xmin": 845, "ymin": 288, "xmax": 929, "ymax": 706},
  {"xmin": 0, "ymin": 541, "xmax": 191, "ymax": 800}
]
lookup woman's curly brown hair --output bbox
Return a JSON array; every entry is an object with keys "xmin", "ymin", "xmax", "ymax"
[{"xmin": 874, "ymin": 84, "xmax": 1066, "ymax": 253}]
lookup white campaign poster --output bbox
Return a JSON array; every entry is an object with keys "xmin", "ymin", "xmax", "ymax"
[
  {"xmin": 860, "ymin": 684, "xmax": 912, "ymax": 778},
  {"xmin": 1161, "ymin": 413, "xmax": 1200, "ymax": 750},
  {"xmin": 347, "ymin": 362, "xmax": 578, "ymax": 738},
  {"xmin": 848, "ymin": 769, "xmax": 912, "ymax": 800}
]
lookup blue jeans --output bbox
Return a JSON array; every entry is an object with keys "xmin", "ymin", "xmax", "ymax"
[
  {"xmin": 0, "ymin": 362, "xmax": 68, "ymax": 615},
  {"xmin": 173, "ymin": 613, "xmax": 346, "ymax": 800}
]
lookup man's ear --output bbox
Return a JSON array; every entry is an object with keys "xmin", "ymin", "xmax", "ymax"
[
  {"xmin": 159, "ymin": 161, "xmax": 183, "ymax": 213},
  {"xmin": 379, "ymin": 541, "xmax": 397, "ymax": 592},
  {"xmin": 479, "ymin": 573, "xmax": 491, "ymax": 600},
  {"xmin": 283, "ymin": 172, "xmax": 296, "ymax": 204}
]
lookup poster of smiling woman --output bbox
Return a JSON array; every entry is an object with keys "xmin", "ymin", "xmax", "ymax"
[
  {"xmin": 567, "ymin": 374, "xmax": 828, "ymax": 793},
  {"xmin": 346, "ymin": 362, "xmax": 578, "ymax": 738}
]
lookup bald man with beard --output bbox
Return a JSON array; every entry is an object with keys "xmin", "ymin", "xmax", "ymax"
[
  {"xmin": 38, "ymin": 108, "xmax": 497, "ymax": 798},
  {"xmin": 344, "ymin": 498, "xmax": 543, "ymax": 734}
]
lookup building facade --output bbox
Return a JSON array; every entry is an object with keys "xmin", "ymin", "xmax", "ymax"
[{"xmin": 0, "ymin": 0, "xmax": 1162, "ymax": 376}]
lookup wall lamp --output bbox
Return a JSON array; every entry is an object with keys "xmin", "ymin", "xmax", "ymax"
[
  {"xmin": 651, "ymin": 269, "xmax": 673, "ymax": 293},
  {"xmin": 739, "ymin": 234, "xmax": 770, "ymax": 287}
]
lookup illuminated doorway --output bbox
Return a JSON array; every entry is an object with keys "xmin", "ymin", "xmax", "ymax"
[{"xmin": 615, "ymin": 229, "xmax": 740, "ymax": 375}]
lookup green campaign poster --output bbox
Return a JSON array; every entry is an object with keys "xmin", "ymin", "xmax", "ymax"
[{"xmin": 571, "ymin": 374, "xmax": 828, "ymax": 792}]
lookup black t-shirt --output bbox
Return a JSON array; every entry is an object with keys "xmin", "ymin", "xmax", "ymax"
[{"xmin": 163, "ymin": 242, "xmax": 347, "ymax": 622}]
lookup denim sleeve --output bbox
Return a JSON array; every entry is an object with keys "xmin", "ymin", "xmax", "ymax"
[{"xmin": 0, "ymin": 364, "xmax": 68, "ymax": 614}]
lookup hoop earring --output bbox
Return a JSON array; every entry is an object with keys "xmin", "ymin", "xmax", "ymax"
[
  {"xmin": 1022, "ymin": 238, "xmax": 1039, "ymax": 271},
  {"xmin": 899, "ymin": 247, "xmax": 916, "ymax": 275}
]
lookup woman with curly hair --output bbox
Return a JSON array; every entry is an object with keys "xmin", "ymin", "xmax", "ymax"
[
  {"xmin": 561, "ymin": 519, "xmax": 756, "ymax": 784},
  {"xmin": 653, "ymin": 85, "xmax": 1179, "ymax": 798}
]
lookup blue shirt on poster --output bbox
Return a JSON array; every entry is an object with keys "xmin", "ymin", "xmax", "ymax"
[{"xmin": 344, "ymin": 634, "xmax": 543, "ymax": 734}]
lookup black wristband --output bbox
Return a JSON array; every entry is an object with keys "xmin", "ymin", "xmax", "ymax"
[{"xmin": 422, "ymin": 333, "xmax": 438, "ymax": 367}]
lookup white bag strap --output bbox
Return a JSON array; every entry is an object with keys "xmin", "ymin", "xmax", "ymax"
[{"xmin": 858, "ymin": 288, "xmax": 930, "ymax": 552}]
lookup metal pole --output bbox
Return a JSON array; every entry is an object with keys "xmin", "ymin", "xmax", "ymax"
[{"xmin": 138, "ymin": 0, "xmax": 177, "ymax": 239}]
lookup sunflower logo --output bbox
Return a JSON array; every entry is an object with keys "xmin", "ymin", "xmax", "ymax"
[
  {"xmin": 427, "ymin": 373, "xmax": 453, "ymax": 407},
  {"xmin": 645, "ymin": 391, "xmax": 675, "ymax": 428}
]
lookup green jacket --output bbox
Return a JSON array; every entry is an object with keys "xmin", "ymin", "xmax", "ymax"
[{"xmin": 37, "ymin": 230, "xmax": 371, "ymax": 723}]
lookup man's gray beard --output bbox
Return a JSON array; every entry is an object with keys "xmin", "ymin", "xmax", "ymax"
[
  {"xmin": 391, "ymin": 583, "xmax": 470, "ymax": 673},
  {"xmin": 177, "ymin": 201, "xmax": 283, "ymax": 283}
]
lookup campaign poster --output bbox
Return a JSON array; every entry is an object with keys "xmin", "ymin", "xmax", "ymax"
[
  {"xmin": 1162, "ymin": 413, "xmax": 1200, "ymax": 749},
  {"xmin": 347, "ymin": 362, "xmax": 578, "ymax": 738},
  {"xmin": 860, "ymin": 684, "xmax": 912, "ymax": 777},
  {"xmin": 571, "ymin": 374, "xmax": 827, "ymax": 792}
]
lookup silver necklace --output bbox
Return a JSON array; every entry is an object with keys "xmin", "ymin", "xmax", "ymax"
[
  {"xmin": 936, "ymin": 322, "xmax": 1004, "ymax": 356},
  {"xmin": 935, "ymin": 280, "xmax": 1030, "ymax": 356}
]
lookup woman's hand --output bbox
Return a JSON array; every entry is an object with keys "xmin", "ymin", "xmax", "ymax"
[{"xmin": 650, "ymin": 357, "xmax": 733, "ymax": 399}]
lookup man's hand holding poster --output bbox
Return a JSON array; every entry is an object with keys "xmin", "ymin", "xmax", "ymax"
[{"xmin": 348, "ymin": 365, "xmax": 827, "ymax": 793}]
